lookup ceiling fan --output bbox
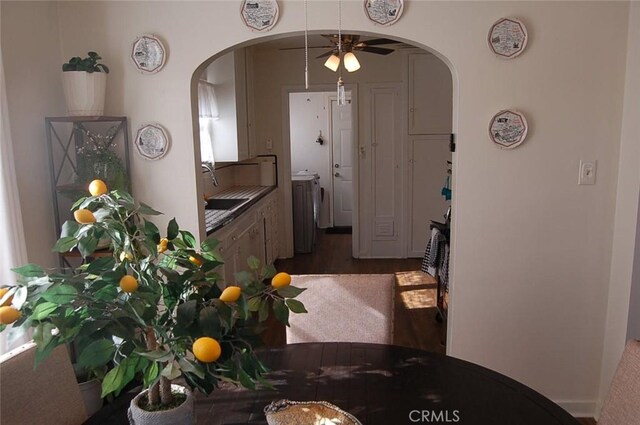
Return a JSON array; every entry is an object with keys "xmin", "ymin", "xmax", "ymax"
[{"xmin": 282, "ymin": 34, "xmax": 405, "ymax": 72}]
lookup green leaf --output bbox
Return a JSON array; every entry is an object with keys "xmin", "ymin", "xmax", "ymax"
[
  {"xmin": 138, "ymin": 202, "xmax": 162, "ymax": 216},
  {"xmin": 285, "ymin": 299, "xmax": 307, "ymax": 314},
  {"xmin": 161, "ymin": 362, "xmax": 182, "ymax": 380},
  {"xmin": 180, "ymin": 231, "xmax": 197, "ymax": 249},
  {"xmin": 52, "ymin": 236, "xmax": 78, "ymax": 253},
  {"xmin": 77, "ymin": 236, "xmax": 98, "ymax": 258},
  {"xmin": 86, "ymin": 256, "xmax": 116, "ymax": 274},
  {"xmin": 41, "ymin": 284, "xmax": 78, "ymax": 305},
  {"xmin": 11, "ymin": 263, "xmax": 45, "ymax": 278},
  {"xmin": 12, "ymin": 286, "xmax": 28, "ymax": 309},
  {"xmin": 263, "ymin": 264, "xmax": 277, "ymax": 279},
  {"xmin": 200, "ymin": 237, "xmax": 220, "ymax": 252},
  {"xmin": 234, "ymin": 271, "xmax": 253, "ymax": 286},
  {"xmin": 258, "ymin": 300, "xmax": 270, "ymax": 322},
  {"xmin": 247, "ymin": 256, "xmax": 260, "ymax": 271},
  {"xmin": 247, "ymin": 297, "xmax": 262, "ymax": 312},
  {"xmin": 178, "ymin": 357, "xmax": 205, "ymax": 379},
  {"xmin": 238, "ymin": 367, "xmax": 256, "ymax": 390},
  {"xmin": 143, "ymin": 361, "xmax": 160, "ymax": 388},
  {"xmin": 177, "ymin": 300, "xmax": 197, "ymax": 327},
  {"xmin": 198, "ymin": 306, "xmax": 221, "ymax": 338},
  {"xmin": 276, "ymin": 285, "xmax": 306, "ymax": 299},
  {"xmin": 137, "ymin": 349, "xmax": 173, "ymax": 362},
  {"xmin": 101, "ymin": 357, "xmax": 141, "ymax": 397},
  {"xmin": 112, "ymin": 190, "xmax": 134, "ymax": 208},
  {"xmin": 273, "ymin": 299, "xmax": 290, "ymax": 326},
  {"xmin": 61, "ymin": 220, "xmax": 80, "ymax": 238},
  {"xmin": 31, "ymin": 302, "xmax": 59, "ymax": 320},
  {"xmin": 167, "ymin": 218, "xmax": 179, "ymax": 240},
  {"xmin": 77, "ymin": 339, "xmax": 116, "ymax": 369},
  {"xmin": 93, "ymin": 285, "xmax": 118, "ymax": 301},
  {"xmin": 71, "ymin": 197, "xmax": 88, "ymax": 210}
]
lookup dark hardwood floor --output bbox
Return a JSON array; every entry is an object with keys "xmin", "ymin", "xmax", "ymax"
[
  {"xmin": 270, "ymin": 229, "xmax": 596, "ymax": 424},
  {"xmin": 271, "ymin": 229, "xmax": 445, "ymax": 353}
]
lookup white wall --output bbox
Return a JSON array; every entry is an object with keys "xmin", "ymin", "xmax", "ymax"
[
  {"xmin": 289, "ymin": 91, "xmax": 333, "ymax": 228},
  {"xmin": 627, "ymin": 199, "xmax": 640, "ymax": 340},
  {"xmin": 1, "ymin": 1, "xmax": 66, "ymax": 268},
  {"xmin": 203, "ymin": 51, "xmax": 240, "ymax": 163},
  {"xmin": 598, "ymin": 1, "xmax": 640, "ymax": 412},
  {"xmin": 1, "ymin": 1, "xmax": 635, "ymax": 415}
]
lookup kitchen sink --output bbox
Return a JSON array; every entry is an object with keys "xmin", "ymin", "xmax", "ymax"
[{"xmin": 205, "ymin": 198, "xmax": 248, "ymax": 210}]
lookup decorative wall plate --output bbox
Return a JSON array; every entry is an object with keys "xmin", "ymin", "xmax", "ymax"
[
  {"xmin": 135, "ymin": 123, "xmax": 170, "ymax": 160},
  {"xmin": 489, "ymin": 110, "xmax": 528, "ymax": 149},
  {"xmin": 131, "ymin": 35, "xmax": 167, "ymax": 74},
  {"xmin": 364, "ymin": 0, "xmax": 404, "ymax": 26},
  {"xmin": 240, "ymin": 0, "xmax": 279, "ymax": 32},
  {"xmin": 488, "ymin": 18, "xmax": 528, "ymax": 58}
]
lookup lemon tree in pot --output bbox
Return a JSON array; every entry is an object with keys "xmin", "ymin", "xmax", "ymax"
[
  {"xmin": 0, "ymin": 180, "xmax": 306, "ymax": 424},
  {"xmin": 62, "ymin": 51, "xmax": 109, "ymax": 116}
]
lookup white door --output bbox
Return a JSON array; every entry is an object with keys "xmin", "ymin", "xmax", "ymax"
[{"xmin": 331, "ymin": 98, "xmax": 353, "ymax": 227}]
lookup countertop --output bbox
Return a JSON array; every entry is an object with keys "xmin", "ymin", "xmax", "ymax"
[{"xmin": 204, "ymin": 185, "xmax": 276, "ymax": 234}]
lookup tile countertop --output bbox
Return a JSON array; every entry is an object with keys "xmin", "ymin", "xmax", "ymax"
[{"xmin": 205, "ymin": 185, "xmax": 276, "ymax": 234}]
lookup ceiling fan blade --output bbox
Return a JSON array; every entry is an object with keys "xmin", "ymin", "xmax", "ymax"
[
  {"xmin": 321, "ymin": 34, "xmax": 340, "ymax": 44},
  {"xmin": 279, "ymin": 45, "xmax": 334, "ymax": 51},
  {"xmin": 358, "ymin": 46, "xmax": 395, "ymax": 55},
  {"xmin": 316, "ymin": 50, "xmax": 336, "ymax": 59},
  {"xmin": 359, "ymin": 38, "xmax": 401, "ymax": 46}
]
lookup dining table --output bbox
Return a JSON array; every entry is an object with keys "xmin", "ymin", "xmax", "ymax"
[{"xmin": 85, "ymin": 342, "xmax": 580, "ymax": 425}]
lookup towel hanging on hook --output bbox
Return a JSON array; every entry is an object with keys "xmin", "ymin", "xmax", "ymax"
[{"xmin": 315, "ymin": 130, "xmax": 324, "ymax": 145}]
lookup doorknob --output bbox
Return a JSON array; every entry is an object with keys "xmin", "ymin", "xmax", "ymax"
[
  {"xmin": 334, "ymin": 172, "xmax": 340, "ymax": 177},
  {"xmin": 334, "ymin": 164, "xmax": 340, "ymax": 168}
]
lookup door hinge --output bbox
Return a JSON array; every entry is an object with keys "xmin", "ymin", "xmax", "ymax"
[{"xmin": 449, "ymin": 134, "xmax": 456, "ymax": 153}]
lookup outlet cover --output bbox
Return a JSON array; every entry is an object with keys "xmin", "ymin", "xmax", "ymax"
[{"xmin": 579, "ymin": 160, "xmax": 597, "ymax": 185}]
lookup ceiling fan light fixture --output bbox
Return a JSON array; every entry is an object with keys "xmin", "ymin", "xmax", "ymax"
[
  {"xmin": 344, "ymin": 52, "xmax": 360, "ymax": 72},
  {"xmin": 324, "ymin": 54, "xmax": 340, "ymax": 72}
]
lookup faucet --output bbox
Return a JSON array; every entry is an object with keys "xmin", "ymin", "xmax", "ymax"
[{"xmin": 201, "ymin": 161, "xmax": 219, "ymax": 187}]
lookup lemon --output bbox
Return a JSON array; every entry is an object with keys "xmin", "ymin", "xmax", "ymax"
[
  {"xmin": 193, "ymin": 337, "xmax": 221, "ymax": 363},
  {"xmin": 0, "ymin": 306, "xmax": 21, "ymax": 325},
  {"xmin": 271, "ymin": 272, "xmax": 291, "ymax": 289},
  {"xmin": 89, "ymin": 179, "xmax": 108, "ymax": 196},
  {"xmin": 189, "ymin": 256, "xmax": 203, "ymax": 267},
  {"xmin": 157, "ymin": 238, "xmax": 169, "ymax": 254},
  {"xmin": 74, "ymin": 209, "xmax": 96, "ymax": 224},
  {"xmin": 219, "ymin": 286, "xmax": 242, "ymax": 303},
  {"xmin": 119, "ymin": 275, "xmax": 139, "ymax": 293},
  {"xmin": 0, "ymin": 288, "xmax": 13, "ymax": 307}
]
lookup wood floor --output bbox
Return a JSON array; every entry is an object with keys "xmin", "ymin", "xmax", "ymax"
[
  {"xmin": 272, "ymin": 229, "xmax": 445, "ymax": 353},
  {"xmin": 271, "ymin": 229, "xmax": 596, "ymax": 424}
]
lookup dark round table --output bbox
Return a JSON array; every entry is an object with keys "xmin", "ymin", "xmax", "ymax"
[{"xmin": 86, "ymin": 342, "xmax": 580, "ymax": 425}]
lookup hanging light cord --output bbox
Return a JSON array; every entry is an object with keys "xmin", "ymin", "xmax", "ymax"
[
  {"xmin": 304, "ymin": 0, "xmax": 309, "ymax": 89},
  {"xmin": 338, "ymin": 0, "xmax": 342, "ymax": 66}
]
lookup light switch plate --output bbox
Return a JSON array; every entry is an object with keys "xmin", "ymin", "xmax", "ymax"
[{"xmin": 579, "ymin": 160, "xmax": 597, "ymax": 185}]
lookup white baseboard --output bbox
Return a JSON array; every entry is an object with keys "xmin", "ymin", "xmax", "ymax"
[{"xmin": 555, "ymin": 400, "xmax": 597, "ymax": 418}]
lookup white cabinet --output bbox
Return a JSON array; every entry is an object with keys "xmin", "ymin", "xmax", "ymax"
[
  {"xmin": 408, "ymin": 53, "xmax": 453, "ymax": 135},
  {"xmin": 207, "ymin": 48, "xmax": 252, "ymax": 162},
  {"xmin": 211, "ymin": 191, "xmax": 279, "ymax": 284},
  {"xmin": 258, "ymin": 194, "xmax": 279, "ymax": 265}
]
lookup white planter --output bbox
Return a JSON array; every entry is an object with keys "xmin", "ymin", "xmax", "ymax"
[
  {"xmin": 128, "ymin": 384, "xmax": 194, "ymax": 425},
  {"xmin": 78, "ymin": 379, "xmax": 103, "ymax": 417},
  {"xmin": 62, "ymin": 71, "xmax": 106, "ymax": 116}
]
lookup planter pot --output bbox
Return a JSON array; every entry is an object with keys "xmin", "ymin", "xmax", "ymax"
[
  {"xmin": 128, "ymin": 384, "xmax": 194, "ymax": 425},
  {"xmin": 78, "ymin": 379, "xmax": 103, "ymax": 417},
  {"xmin": 62, "ymin": 71, "xmax": 106, "ymax": 116}
]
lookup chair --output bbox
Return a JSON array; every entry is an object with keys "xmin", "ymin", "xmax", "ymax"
[
  {"xmin": 599, "ymin": 340, "xmax": 640, "ymax": 425},
  {"xmin": 286, "ymin": 274, "xmax": 395, "ymax": 344},
  {"xmin": 0, "ymin": 341, "xmax": 88, "ymax": 424}
]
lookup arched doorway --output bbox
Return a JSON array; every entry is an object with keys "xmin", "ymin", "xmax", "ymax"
[{"xmin": 191, "ymin": 31, "xmax": 457, "ymax": 352}]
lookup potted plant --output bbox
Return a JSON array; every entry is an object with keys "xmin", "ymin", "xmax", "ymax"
[
  {"xmin": 62, "ymin": 51, "xmax": 109, "ymax": 116},
  {"xmin": 0, "ymin": 180, "xmax": 306, "ymax": 424}
]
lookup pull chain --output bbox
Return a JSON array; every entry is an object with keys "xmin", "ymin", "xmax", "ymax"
[
  {"xmin": 337, "ymin": 0, "xmax": 345, "ymax": 105},
  {"xmin": 304, "ymin": 0, "xmax": 309, "ymax": 89}
]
